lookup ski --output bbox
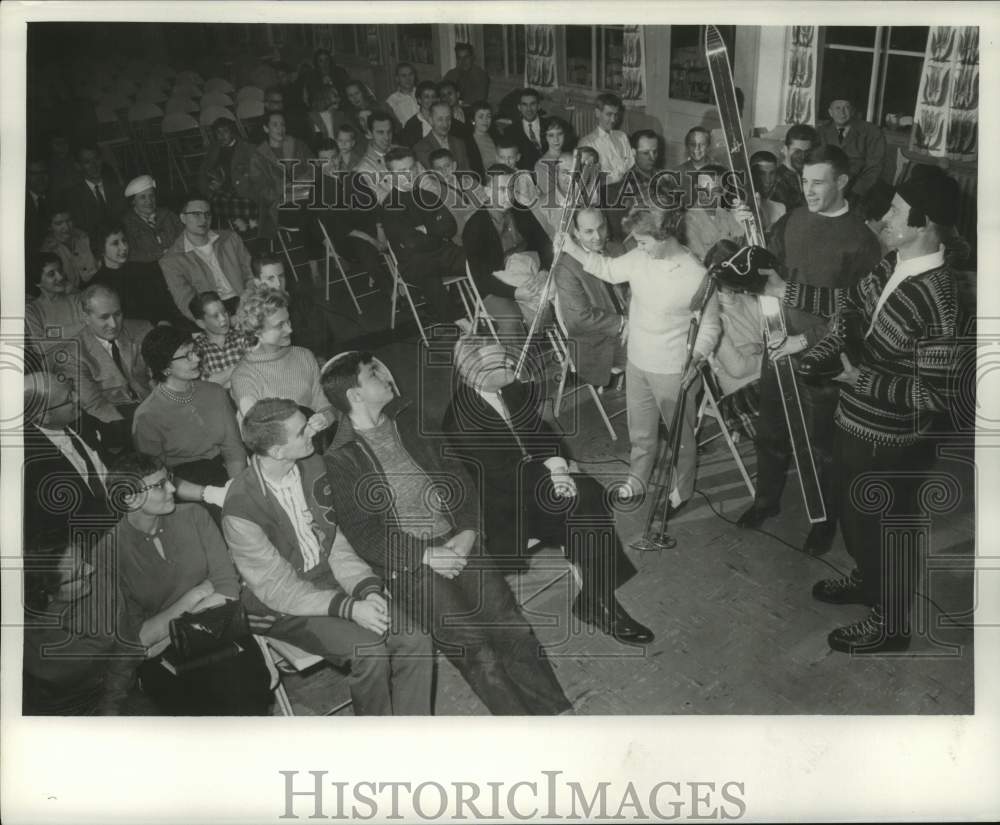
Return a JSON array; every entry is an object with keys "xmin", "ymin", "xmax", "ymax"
[{"xmin": 704, "ymin": 25, "xmax": 827, "ymax": 524}]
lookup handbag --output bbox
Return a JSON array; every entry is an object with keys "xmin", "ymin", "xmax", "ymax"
[{"xmin": 168, "ymin": 599, "xmax": 250, "ymax": 663}]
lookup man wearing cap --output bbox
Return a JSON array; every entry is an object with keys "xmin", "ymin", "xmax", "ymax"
[
  {"xmin": 159, "ymin": 196, "xmax": 254, "ymax": 321},
  {"xmin": 816, "ymin": 98, "xmax": 889, "ymax": 200},
  {"xmin": 120, "ymin": 175, "xmax": 183, "ymax": 263},
  {"xmin": 762, "ymin": 166, "xmax": 968, "ymax": 654}
]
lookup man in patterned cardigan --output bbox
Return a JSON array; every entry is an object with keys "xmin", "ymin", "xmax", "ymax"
[{"xmin": 761, "ymin": 168, "xmax": 968, "ymax": 653}]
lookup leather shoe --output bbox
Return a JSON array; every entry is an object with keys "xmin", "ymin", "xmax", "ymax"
[
  {"xmin": 812, "ymin": 569, "xmax": 869, "ymax": 605},
  {"xmin": 736, "ymin": 503, "xmax": 780, "ymax": 529},
  {"xmin": 572, "ymin": 596, "xmax": 654, "ymax": 644},
  {"xmin": 803, "ymin": 521, "xmax": 836, "ymax": 556},
  {"xmin": 827, "ymin": 608, "xmax": 910, "ymax": 654}
]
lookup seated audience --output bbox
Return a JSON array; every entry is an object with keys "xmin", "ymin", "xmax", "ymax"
[
  {"xmin": 222, "ymin": 398, "xmax": 433, "ymax": 715},
  {"xmin": 25, "ymin": 253, "xmax": 85, "ymax": 371},
  {"xmin": 437, "ymin": 79, "xmax": 471, "ymax": 141},
  {"xmin": 309, "ymin": 85, "xmax": 352, "ymax": 147},
  {"xmin": 344, "ymin": 80, "xmax": 377, "ymax": 138},
  {"xmin": 26, "ymin": 155, "xmax": 52, "ymax": 258},
  {"xmin": 401, "ymin": 80, "xmax": 439, "ymax": 147},
  {"xmin": 466, "ymin": 101, "xmax": 498, "ymax": 180},
  {"xmin": 321, "ymin": 353, "xmax": 573, "ymax": 715},
  {"xmin": 107, "ymin": 452, "xmax": 273, "ymax": 715},
  {"xmin": 330, "ymin": 124, "xmax": 365, "ymax": 171},
  {"xmin": 190, "ymin": 290, "xmax": 254, "ymax": 387},
  {"xmin": 197, "ymin": 117, "xmax": 257, "ymax": 231},
  {"xmin": 134, "ymin": 324, "xmax": 246, "ymax": 508},
  {"xmin": 160, "ymin": 195, "xmax": 254, "ymax": 321},
  {"xmin": 230, "ymin": 286, "xmax": 338, "ymax": 431},
  {"xmin": 91, "ymin": 225, "xmax": 180, "ymax": 325},
  {"xmin": 771, "ymin": 123, "xmax": 819, "ymax": 211},
  {"xmin": 63, "ymin": 143, "xmax": 125, "ymax": 237},
  {"xmin": 534, "ymin": 116, "xmax": 575, "ymax": 198},
  {"xmin": 120, "ymin": 175, "xmax": 183, "ymax": 263},
  {"xmin": 511, "ymin": 87, "xmax": 545, "ymax": 171},
  {"xmin": 63, "ymin": 284, "xmax": 152, "ymax": 454},
  {"xmin": 443, "ymin": 336, "xmax": 652, "ymax": 644},
  {"xmin": 551, "ymin": 207, "xmax": 627, "ymax": 389},
  {"xmin": 40, "ymin": 204, "xmax": 97, "ymax": 290},
  {"xmin": 427, "ymin": 148, "xmax": 484, "ymax": 238},
  {"xmin": 384, "ymin": 62, "xmax": 419, "ymax": 131},
  {"xmin": 681, "ymin": 165, "xmax": 746, "ymax": 262},
  {"xmin": 579, "ymin": 93, "xmax": 635, "ymax": 186},
  {"xmin": 749, "ymin": 151, "xmax": 787, "ymax": 230},
  {"xmin": 816, "ymin": 97, "xmax": 888, "ymax": 200},
  {"xmin": 303, "ymin": 47, "xmax": 349, "ymax": 109},
  {"xmin": 442, "ymin": 42, "xmax": 490, "ymax": 109},
  {"xmin": 414, "ymin": 100, "xmax": 472, "ymax": 173},
  {"xmin": 678, "ymin": 126, "xmax": 712, "ymax": 176}
]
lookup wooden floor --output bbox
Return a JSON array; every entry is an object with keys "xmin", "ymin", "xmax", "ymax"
[{"xmin": 279, "ymin": 325, "xmax": 976, "ymax": 716}]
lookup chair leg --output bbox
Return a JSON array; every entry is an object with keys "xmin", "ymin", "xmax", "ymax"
[
  {"xmin": 274, "ymin": 679, "xmax": 295, "ymax": 716},
  {"xmin": 324, "ymin": 243, "xmax": 331, "ymax": 303},
  {"xmin": 401, "ymin": 282, "xmax": 428, "ymax": 346},
  {"xmin": 705, "ymin": 389, "xmax": 755, "ymax": 498},
  {"xmin": 586, "ymin": 383, "xmax": 618, "ymax": 441},
  {"xmin": 335, "ymin": 253, "xmax": 362, "ymax": 314}
]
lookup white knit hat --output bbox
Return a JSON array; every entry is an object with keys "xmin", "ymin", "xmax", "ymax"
[{"xmin": 124, "ymin": 174, "xmax": 156, "ymax": 198}]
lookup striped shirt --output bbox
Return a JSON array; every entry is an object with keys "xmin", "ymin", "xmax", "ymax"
[
  {"xmin": 786, "ymin": 252, "xmax": 966, "ymax": 445},
  {"xmin": 261, "ymin": 464, "xmax": 324, "ymax": 572}
]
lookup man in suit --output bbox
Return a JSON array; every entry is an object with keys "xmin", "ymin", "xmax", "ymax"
[
  {"xmin": 62, "ymin": 283, "xmax": 152, "ymax": 454},
  {"xmin": 413, "ymin": 101, "xmax": 472, "ymax": 173},
  {"xmin": 64, "ymin": 144, "xmax": 125, "ymax": 238},
  {"xmin": 436, "ymin": 79, "xmax": 472, "ymax": 142},
  {"xmin": 816, "ymin": 98, "xmax": 889, "ymax": 200},
  {"xmin": 26, "ymin": 156, "xmax": 52, "ymax": 256},
  {"xmin": 511, "ymin": 87, "xmax": 545, "ymax": 171},
  {"xmin": 400, "ymin": 81, "xmax": 439, "ymax": 147},
  {"xmin": 442, "ymin": 337, "xmax": 653, "ymax": 645},
  {"xmin": 23, "ymin": 371, "xmax": 115, "ymax": 542}
]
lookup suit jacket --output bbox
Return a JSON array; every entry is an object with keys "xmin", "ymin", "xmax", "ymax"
[
  {"xmin": 816, "ymin": 118, "xmax": 889, "ymax": 198},
  {"xmin": 23, "ymin": 422, "xmax": 114, "ymax": 540},
  {"xmin": 401, "ymin": 112, "xmax": 432, "ymax": 148},
  {"xmin": 379, "ymin": 187, "xmax": 458, "ymax": 262},
  {"xmin": 26, "ymin": 191, "xmax": 50, "ymax": 255},
  {"xmin": 64, "ymin": 176, "xmax": 125, "ymax": 237},
  {"xmin": 159, "ymin": 230, "xmax": 254, "ymax": 321},
  {"xmin": 511, "ymin": 118, "xmax": 544, "ymax": 171},
  {"xmin": 413, "ymin": 132, "xmax": 471, "ymax": 174},
  {"xmin": 64, "ymin": 321, "xmax": 152, "ymax": 423},
  {"xmin": 461, "ymin": 208, "xmax": 516, "ymax": 301},
  {"xmin": 552, "ymin": 241, "xmax": 627, "ymax": 386}
]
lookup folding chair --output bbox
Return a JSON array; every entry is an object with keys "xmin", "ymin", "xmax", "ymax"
[
  {"xmin": 134, "ymin": 84, "xmax": 168, "ymax": 105},
  {"xmin": 175, "ymin": 69, "xmax": 204, "ymax": 87},
  {"xmin": 236, "ymin": 98, "xmax": 265, "ymax": 140},
  {"xmin": 383, "ymin": 244, "xmax": 429, "ymax": 346},
  {"xmin": 127, "ymin": 102, "xmax": 168, "ymax": 174},
  {"xmin": 255, "ymin": 636, "xmax": 353, "ymax": 717},
  {"xmin": 236, "ymin": 85, "xmax": 265, "ymax": 104},
  {"xmin": 694, "ymin": 368, "xmax": 756, "ymax": 498},
  {"xmin": 162, "ymin": 112, "xmax": 207, "ymax": 190},
  {"xmin": 446, "ymin": 261, "xmax": 501, "ymax": 343},
  {"xmin": 170, "ymin": 82, "xmax": 202, "ymax": 101},
  {"xmin": 204, "ymin": 76, "xmax": 235, "ymax": 94},
  {"xmin": 315, "ymin": 219, "xmax": 381, "ymax": 310},
  {"xmin": 200, "ymin": 90, "xmax": 234, "ymax": 110},
  {"xmin": 95, "ymin": 104, "xmax": 141, "ymax": 178},
  {"xmin": 547, "ymin": 294, "xmax": 623, "ymax": 441},
  {"xmin": 199, "ymin": 105, "xmax": 237, "ymax": 129},
  {"xmin": 164, "ymin": 97, "xmax": 199, "ymax": 115}
]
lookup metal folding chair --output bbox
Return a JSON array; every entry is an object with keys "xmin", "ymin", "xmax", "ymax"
[
  {"xmin": 694, "ymin": 368, "xmax": 756, "ymax": 498},
  {"xmin": 383, "ymin": 244, "xmax": 429, "ymax": 346},
  {"xmin": 315, "ymin": 219, "xmax": 381, "ymax": 310},
  {"xmin": 255, "ymin": 635, "xmax": 352, "ymax": 717}
]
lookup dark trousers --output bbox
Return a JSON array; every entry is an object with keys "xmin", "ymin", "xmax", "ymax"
[
  {"xmin": 833, "ymin": 427, "xmax": 932, "ymax": 633},
  {"xmin": 392, "ymin": 553, "xmax": 571, "ymax": 715},
  {"xmin": 138, "ymin": 637, "xmax": 272, "ymax": 715},
  {"xmin": 753, "ymin": 355, "xmax": 839, "ymax": 520},
  {"xmin": 401, "ymin": 245, "xmax": 466, "ymax": 323},
  {"xmin": 266, "ymin": 611, "xmax": 433, "ymax": 715},
  {"xmin": 491, "ymin": 473, "xmax": 637, "ymax": 608}
]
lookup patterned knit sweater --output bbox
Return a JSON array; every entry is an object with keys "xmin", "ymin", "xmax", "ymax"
[
  {"xmin": 229, "ymin": 345, "xmax": 331, "ymax": 416},
  {"xmin": 785, "ymin": 252, "xmax": 967, "ymax": 446}
]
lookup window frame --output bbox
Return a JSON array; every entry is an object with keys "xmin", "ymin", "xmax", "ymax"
[
  {"xmin": 483, "ymin": 24, "xmax": 525, "ymax": 80},
  {"xmin": 559, "ymin": 24, "xmax": 628, "ymax": 94}
]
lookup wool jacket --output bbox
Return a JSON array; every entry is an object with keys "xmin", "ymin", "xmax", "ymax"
[
  {"xmin": 222, "ymin": 453, "xmax": 383, "ymax": 629},
  {"xmin": 159, "ymin": 229, "xmax": 254, "ymax": 321}
]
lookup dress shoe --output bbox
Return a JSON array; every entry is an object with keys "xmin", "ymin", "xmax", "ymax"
[
  {"xmin": 572, "ymin": 595, "xmax": 655, "ymax": 644},
  {"xmin": 803, "ymin": 520, "xmax": 836, "ymax": 556},
  {"xmin": 827, "ymin": 608, "xmax": 911, "ymax": 654},
  {"xmin": 736, "ymin": 503, "xmax": 780, "ymax": 529},
  {"xmin": 811, "ymin": 569, "xmax": 869, "ymax": 605}
]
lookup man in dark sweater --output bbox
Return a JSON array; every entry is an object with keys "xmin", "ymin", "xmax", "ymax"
[
  {"xmin": 379, "ymin": 146, "xmax": 466, "ymax": 324},
  {"xmin": 738, "ymin": 145, "xmax": 882, "ymax": 555},
  {"xmin": 762, "ymin": 168, "xmax": 967, "ymax": 653},
  {"xmin": 321, "ymin": 353, "xmax": 572, "ymax": 715}
]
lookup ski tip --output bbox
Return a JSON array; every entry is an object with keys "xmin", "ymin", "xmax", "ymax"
[{"xmin": 705, "ymin": 25, "xmax": 725, "ymax": 51}]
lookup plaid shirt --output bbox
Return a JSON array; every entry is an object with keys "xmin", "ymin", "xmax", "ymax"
[{"xmin": 193, "ymin": 329, "xmax": 254, "ymax": 380}]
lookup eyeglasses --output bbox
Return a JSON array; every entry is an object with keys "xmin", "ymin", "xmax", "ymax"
[
  {"xmin": 171, "ymin": 349, "xmax": 198, "ymax": 362},
  {"xmin": 182, "ymin": 211, "xmax": 212, "ymax": 219},
  {"xmin": 136, "ymin": 471, "xmax": 173, "ymax": 493}
]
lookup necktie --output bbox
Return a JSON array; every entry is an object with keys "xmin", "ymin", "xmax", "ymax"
[
  {"xmin": 837, "ymin": 127, "xmax": 846, "ymax": 144},
  {"xmin": 530, "ymin": 121, "xmax": 540, "ymax": 148},
  {"xmin": 94, "ymin": 182, "xmax": 107, "ymax": 210},
  {"xmin": 67, "ymin": 428, "xmax": 101, "ymax": 496},
  {"xmin": 110, "ymin": 339, "xmax": 139, "ymax": 401}
]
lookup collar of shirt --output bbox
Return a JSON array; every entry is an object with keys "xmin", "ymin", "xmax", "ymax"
[
  {"xmin": 818, "ymin": 203, "xmax": 850, "ymax": 218},
  {"xmin": 96, "ymin": 336, "xmax": 114, "ymax": 357},
  {"xmin": 120, "ymin": 514, "xmax": 166, "ymax": 543},
  {"xmin": 523, "ymin": 118, "xmax": 540, "ymax": 137},
  {"xmin": 183, "ymin": 231, "xmax": 220, "ymax": 253},
  {"xmin": 37, "ymin": 425, "xmax": 109, "ymax": 478},
  {"xmin": 475, "ymin": 387, "xmax": 510, "ymax": 423},
  {"xmin": 257, "ymin": 456, "xmax": 301, "ymax": 493},
  {"xmin": 86, "ymin": 179, "xmax": 104, "ymax": 195},
  {"xmin": 866, "ymin": 245, "xmax": 946, "ymax": 336}
]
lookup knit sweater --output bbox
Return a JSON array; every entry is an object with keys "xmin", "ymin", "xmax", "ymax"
[
  {"xmin": 770, "ymin": 206, "xmax": 883, "ymax": 345},
  {"xmin": 132, "ymin": 381, "xmax": 247, "ymax": 474},
  {"xmin": 230, "ymin": 345, "xmax": 330, "ymax": 416},
  {"xmin": 578, "ymin": 245, "xmax": 721, "ymax": 374},
  {"xmin": 785, "ymin": 251, "xmax": 966, "ymax": 445}
]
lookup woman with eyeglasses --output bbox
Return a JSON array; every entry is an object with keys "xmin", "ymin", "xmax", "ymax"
[
  {"xmin": 106, "ymin": 451, "xmax": 272, "ymax": 715},
  {"xmin": 133, "ymin": 324, "xmax": 247, "ymax": 518}
]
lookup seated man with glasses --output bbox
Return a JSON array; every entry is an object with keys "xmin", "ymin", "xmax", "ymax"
[{"xmin": 160, "ymin": 196, "xmax": 255, "ymax": 323}]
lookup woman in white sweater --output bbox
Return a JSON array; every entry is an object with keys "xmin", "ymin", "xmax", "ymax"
[{"xmin": 560, "ymin": 207, "xmax": 721, "ymax": 505}]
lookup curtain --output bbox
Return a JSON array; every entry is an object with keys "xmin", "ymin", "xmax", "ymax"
[
  {"xmin": 454, "ymin": 25, "xmax": 473, "ymax": 46},
  {"xmin": 621, "ymin": 25, "xmax": 645, "ymax": 105},
  {"xmin": 525, "ymin": 25, "xmax": 557, "ymax": 90},
  {"xmin": 781, "ymin": 26, "xmax": 817, "ymax": 124},
  {"xmin": 910, "ymin": 27, "xmax": 978, "ymax": 162}
]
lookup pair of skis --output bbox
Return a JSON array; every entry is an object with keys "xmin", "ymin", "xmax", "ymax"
[{"xmin": 705, "ymin": 25, "xmax": 826, "ymax": 524}]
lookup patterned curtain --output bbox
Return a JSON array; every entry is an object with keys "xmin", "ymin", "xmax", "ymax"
[
  {"xmin": 621, "ymin": 25, "xmax": 645, "ymax": 105},
  {"xmin": 910, "ymin": 27, "xmax": 978, "ymax": 162},
  {"xmin": 454, "ymin": 24, "xmax": 473, "ymax": 46},
  {"xmin": 525, "ymin": 25, "xmax": 557, "ymax": 90},
  {"xmin": 782, "ymin": 26, "xmax": 817, "ymax": 124}
]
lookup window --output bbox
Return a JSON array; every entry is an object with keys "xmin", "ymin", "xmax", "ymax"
[
  {"xmin": 561, "ymin": 25, "xmax": 628, "ymax": 93},
  {"xmin": 397, "ymin": 24, "xmax": 434, "ymax": 66},
  {"xmin": 668, "ymin": 25, "xmax": 736, "ymax": 103},
  {"xmin": 331, "ymin": 25, "xmax": 366, "ymax": 57},
  {"xmin": 818, "ymin": 27, "xmax": 929, "ymax": 130},
  {"xmin": 483, "ymin": 25, "xmax": 525, "ymax": 79}
]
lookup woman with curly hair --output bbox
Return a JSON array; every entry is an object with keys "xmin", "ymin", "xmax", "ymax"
[
  {"xmin": 229, "ymin": 285, "xmax": 339, "ymax": 434},
  {"xmin": 534, "ymin": 116, "xmax": 576, "ymax": 199},
  {"xmin": 559, "ymin": 206, "xmax": 721, "ymax": 507}
]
